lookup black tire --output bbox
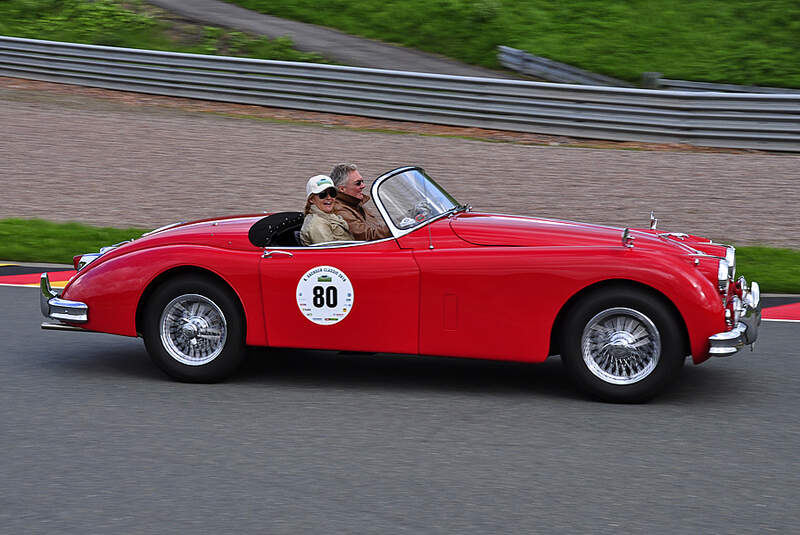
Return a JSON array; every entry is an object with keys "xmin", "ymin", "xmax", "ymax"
[
  {"xmin": 559, "ymin": 286, "xmax": 685, "ymax": 403},
  {"xmin": 142, "ymin": 275, "xmax": 245, "ymax": 382}
]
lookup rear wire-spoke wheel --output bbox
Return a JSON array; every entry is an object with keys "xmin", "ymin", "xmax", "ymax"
[
  {"xmin": 560, "ymin": 288, "xmax": 685, "ymax": 403},
  {"xmin": 160, "ymin": 294, "xmax": 228, "ymax": 366},
  {"xmin": 143, "ymin": 276, "xmax": 245, "ymax": 382}
]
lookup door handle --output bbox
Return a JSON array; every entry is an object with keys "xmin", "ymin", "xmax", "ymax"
[{"xmin": 262, "ymin": 250, "xmax": 294, "ymax": 259}]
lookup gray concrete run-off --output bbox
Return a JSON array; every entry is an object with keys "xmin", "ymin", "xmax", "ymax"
[{"xmin": 145, "ymin": 0, "xmax": 513, "ymax": 78}]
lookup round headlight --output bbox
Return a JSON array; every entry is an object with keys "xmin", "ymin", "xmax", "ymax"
[
  {"xmin": 725, "ymin": 246, "xmax": 736, "ymax": 279},
  {"xmin": 76, "ymin": 253, "xmax": 102, "ymax": 271}
]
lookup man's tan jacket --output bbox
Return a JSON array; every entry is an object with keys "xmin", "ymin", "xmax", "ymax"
[{"xmin": 333, "ymin": 192, "xmax": 391, "ymax": 241}]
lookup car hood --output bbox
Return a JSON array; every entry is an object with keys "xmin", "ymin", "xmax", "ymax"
[{"xmin": 450, "ymin": 212, "xmax": 694, "ymax": 253}]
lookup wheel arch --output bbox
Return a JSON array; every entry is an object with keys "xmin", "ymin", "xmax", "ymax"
[
  {"xmin": 548, "ymin": 279, "xmax": 690, "ymax": 358},
  {"xmin": 135, "ymin": 265, "xmax": 246, "ymax": 338}
]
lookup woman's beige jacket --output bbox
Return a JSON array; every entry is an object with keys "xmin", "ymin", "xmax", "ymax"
[{"xmin": 300, "ymin": 204, "xmax": 356, "ymax": 245}]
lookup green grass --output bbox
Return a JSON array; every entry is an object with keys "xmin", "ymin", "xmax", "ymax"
[
  {"xmin": 227, "ymin": 0, "xmax": 800, "ymax": 88},
  {"xmin": 0, "ymin": 218, "xmax": 150, "ymax": 265},
  {"xmin": 737, "ymin": 247, "xmax": 800, "ymax": 295},
  {"xmin": 1, "ymin": 218, "xmax": 798, "ymax": 293},
  {"xmin": 0, "ymin": 0, "xmax": 330, "ymax": 63}
]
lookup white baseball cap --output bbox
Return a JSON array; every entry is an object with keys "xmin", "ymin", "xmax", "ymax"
[{"xmin": 306, "ymin": 174, "xmax": 336, "ymax": 197}]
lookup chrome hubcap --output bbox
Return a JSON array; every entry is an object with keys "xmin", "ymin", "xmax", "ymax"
[
  {"xmin": 581, "ymin": 307, "xmax": 660, "ymax": 385},
  {"xmin": 159, "ymin": 294, "xmax": 227, "ymax": 366}
]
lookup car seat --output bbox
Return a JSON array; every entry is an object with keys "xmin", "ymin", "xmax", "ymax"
[{"xmin": 248, "ymin": 212, "xmax": 304, "ymax": 247}]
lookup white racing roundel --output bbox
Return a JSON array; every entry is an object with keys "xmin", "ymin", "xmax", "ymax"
[{"xmin": 296, "ymin": 266, "xmax": 354, "ymax": 325}]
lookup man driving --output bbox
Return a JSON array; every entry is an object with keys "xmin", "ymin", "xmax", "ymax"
[{"xmin": 329, "ymin": 163, "xmax": 391, "ymax": 241}]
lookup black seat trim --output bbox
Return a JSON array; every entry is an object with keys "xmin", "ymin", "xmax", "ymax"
[{"xmin": 248, "ymin": 212, "xmax": 304, "ymax": 247}]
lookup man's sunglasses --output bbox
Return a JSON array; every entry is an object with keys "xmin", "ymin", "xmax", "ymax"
[
  {"xmin": 353, "ymin": 179, "xmax": 365, "ymax": 186},
  {"xmin": 317, "ymin": 188, "xmax": 338, "ymax": 199}
]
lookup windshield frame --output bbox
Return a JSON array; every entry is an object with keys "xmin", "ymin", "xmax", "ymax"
[{"xmin": 370, "ymin": 166, "xmax": 461, "ymax": 239}]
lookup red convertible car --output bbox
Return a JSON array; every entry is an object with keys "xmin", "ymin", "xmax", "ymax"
[{"xmin": 40, "ymin": 166, "xmax": 760, "ymax": 402}]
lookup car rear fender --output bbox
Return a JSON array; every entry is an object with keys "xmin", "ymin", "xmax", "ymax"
[{"xmin": 62, "ymin": 245, "xmax": 267, "ymax": 346}]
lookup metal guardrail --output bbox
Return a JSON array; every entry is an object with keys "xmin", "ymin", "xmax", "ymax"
[
  {"xmin": 1, "ymin": 36, "xmax": 799, "ymax": 151},
  {"xmin": 641, "ymin": 72, "xmax": 800, "ymax": 94},
  {"xmin": 497, "ymin": 46, "xmax": 633, "ymax": 87},
  {"xmin": 498, "ymin": 46, "xmax": 800, "ymax": 96}
]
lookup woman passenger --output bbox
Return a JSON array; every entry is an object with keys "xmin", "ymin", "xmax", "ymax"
[{"xmin": 300, "ymin": 175, "xmax": 355, "ymax": 245}]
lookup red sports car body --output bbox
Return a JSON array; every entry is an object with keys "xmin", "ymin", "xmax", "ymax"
[{"xmin": 40, "ymin": 167, "xmax": 760, "ymax": 401}]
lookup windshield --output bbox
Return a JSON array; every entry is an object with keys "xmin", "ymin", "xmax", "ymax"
[{"xmin": 375, "ymin": 168, "xmax": 459, "ymax": 231}]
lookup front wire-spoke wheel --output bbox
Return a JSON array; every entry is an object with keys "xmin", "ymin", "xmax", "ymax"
[
  {"xmin": 143, "ymin": 276, "xmax": 245, "ymax": 382},
  {"xmin": 560, "ymin": 287, "xmax": 685, "ymax": 403},
  {"xmin": 582, "ymin": 307, "xmax": 660, "ymax": 385}
]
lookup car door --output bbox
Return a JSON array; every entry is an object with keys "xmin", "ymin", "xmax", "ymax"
[
  {"xmin": 397, "ymin": 220, "xmax": 548, "ymax": 363},
  {"xmin": 259, "ymin": 239, "xmax": 420, "ymax": 354}
]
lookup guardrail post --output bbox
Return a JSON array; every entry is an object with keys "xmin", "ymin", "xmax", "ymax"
[{"xmin": 641, "ymin": 72, "xmax": 663, "ymax": 89}]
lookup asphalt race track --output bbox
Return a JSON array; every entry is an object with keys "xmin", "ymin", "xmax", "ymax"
[{"xmin": 2, "ymin": 284, "xmax": 799, "ymax": 534}]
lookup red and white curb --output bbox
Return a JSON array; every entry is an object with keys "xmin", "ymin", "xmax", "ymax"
[
  {"xmin": 0, "ymin": 266, "xmax": 75, "ymax": 289},
  {"xmin": 763, "ymin": 303, "xmax": 800, "ymax": 323}
]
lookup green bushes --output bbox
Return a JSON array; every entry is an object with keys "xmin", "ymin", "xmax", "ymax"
[
  {"xmin": 0, "ymin": 0, "xmax": 330, "ymax": 62},
  {"xmin": 4, "ymin": 1, "xmax": 794, "ymax": 85},
  {"xmin": 0, "ymin": 0, "xmax": 158, "ymax": 47},
  {"xmin": 229, "ymin": 0, "xmax": 800, "ymax": 87}
]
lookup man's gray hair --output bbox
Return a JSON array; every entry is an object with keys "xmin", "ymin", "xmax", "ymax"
[{"xmin": 330, "ymin": 163, "xmax": 358, "ymax": 187}]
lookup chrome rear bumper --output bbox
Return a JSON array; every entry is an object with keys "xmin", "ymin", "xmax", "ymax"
[
  {"xmin": 708, "ymin": 280, "xmax": 761, "ymax": 356},
  {"xmin": 40, "ymin": 272, "xmax": 88, "ymax": 324}
]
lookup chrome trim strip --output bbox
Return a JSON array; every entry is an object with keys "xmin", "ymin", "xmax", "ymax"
[
  {"xmin": 262, "ymin": 236, "xmax": 394, "ymax": 250},
  {"xmin": 688, "ymin": 252, "xmax": 725, "ymax": 260},
  {"xmin": 48, "ymin": 297, "xmax": 89, "ymax": 323},
  {"xmin": 709, "ymin": 346, "xmax": 740, "ymax": 356},
  {"xmin": 658, "ymin": 232, "xmax": 690, "ymax": 239},
  {"xmin": 141, "ymin": 221, "xmax": 185, "ymax": 236},
  {"xmin": 726, "ymin": 245, "xmax": 736, "ymax": 280},
  {"xmin": 262, "ymin": 250, "xmax": 294, "ymax": 258},
  {"xmin": 40, "ymin": 272, "xmax": 88, "ymax": 323},
  {"xmin": 99, "ymin": 240, "xmax": 131, "ymax": 253},
  {"xmin": 708, "ymin": 279, "xmax": 761, "ymax": 356},
  {"xmin": 710, "ymin": 322, "xmax": 746, "ymax": 340},
  {"xmin": 697, "ymin": 240, "xmax": 733, "ymax": 248},
  {"xmin": 709, "ymin": 322, "xmax": 747, "ymax": 356},
  {"xmin": 621, "ymin": 228, "xmax": 635, "ymax": 248},
  {"xmin": 40, "ymin": 272, "xmax": 58, "ymax": 316},
  {"xmin": 370, "ymin": 166, "xmax": 461, "ymax": 240},
  {"xmin": 41, "ymin": 322, "xmax": 89, "ymax": 332},
  {"xmin": 40, "ymin": 272, "xmax": 58, "ymax": 297},
  {"xmin": 307, "ymin": 241, "xmax": 364, "ymax": 248},
  {"xmin": 76, "ymin": 252, "xmax": 101, "ymax": 271},
  {"xmin": 371, "ymin": 167, "xmax": 418, "ymax": 239}
]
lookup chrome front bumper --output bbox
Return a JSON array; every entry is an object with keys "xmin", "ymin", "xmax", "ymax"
[
  {"xmin": 40, "ymin": 272, "xmax": 88, "ymax": 326},
  {"xmin": 708, "ymin": 280, "xmax": 761, "ymax": 356}
]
